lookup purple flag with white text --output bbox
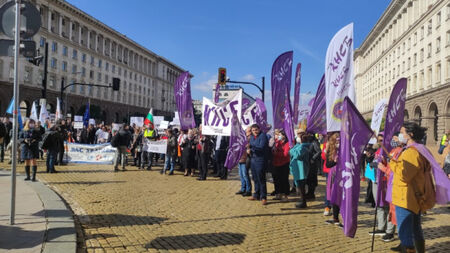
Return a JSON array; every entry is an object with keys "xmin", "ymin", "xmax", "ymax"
[
  {"xmin": 332, "ymin": 97, "xmax": 373, "ymax": 238},
  {"xmin": 271, "ymin": 51, "xmax": 293, "ymax": 130},
  {"xmin": 306, "ymin": 75, "xmax": 326, "ymax": 134},
  {"xmin": 293, "ymin": 63, "xmax": 302, "ymax": 124},
  {"xmin": 255, "ymin": 98, "xmax": 270, "ymax": 133},
  {"xmin": 214, "ymin": 83, "xmax": 220, "ymax": 103},
  {"xmin": 224, "ymin": 113, "xmax": 248, "ymax": 170},
  {"xmin": 283, "ymin": 90, "xmax": 295, "ymax": 147},
  {"xmin": 382, "ymin": 78, "xmax": 407, "ymax": 205},
  {"xmin": 175, "ymin": 72, "xmax": 196, "ymax": 130}
]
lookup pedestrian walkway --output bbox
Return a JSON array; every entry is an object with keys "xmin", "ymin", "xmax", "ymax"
[{"xmin": 0, "ymin": 169, "xmax": 76, "ymax": 253}]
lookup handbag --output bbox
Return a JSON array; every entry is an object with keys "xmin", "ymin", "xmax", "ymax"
[
  {"xmin": 364, "ymin": 163, "xmax": 376, "ymax": 182},
  {"xmin": 245, "ymin": 155, "xmax": 251, "ymax": 170}
]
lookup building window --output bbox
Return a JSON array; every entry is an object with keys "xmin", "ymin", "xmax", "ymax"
[
  {"xmin": 98, "ymin": 59, "xmax": 102, "ymax": 68},
  {"xmin": 447, "ymin": 59, "xmax": 450, "ymax": 79},
  {"xmin": 81, "ymin": 67, "xmax": 86, "ymax": 77},
  {"xmin": 105, "ymin": 74, "xmax": 109, "ymax": 84},
  {"xmin": 427, "ymin": 43, "xmax": 432, "ymax": 58},
  {"xmin": 407, "ymin": 58, "xmax": 411, "ymax": 70},
  {"xmin": 436, "ymin": 63, "xmax": 441, "ymax": 82},
  {"xmin": 413, "ymin": 32, "xmax": 417, "ymax": 45},
  {"xmin": 427, "ymin": 67, "xmax": 432, "ymax": 86},
  {"xmin": 50, "ymin": 58, "xmax": 57, "ymax": 69},
  {"xmin": 118, "ymin": 67, "xmax": 121, "ymax": 76},
  {"xmin": 112, "ymin": 65, "xmax": 115, "ymax": 73},
  {"xmin": 49, "ymin": 77, "xmax": 55, "ymax": 88},
  {"xmin": 420, "ymin": 26, "xmax": 424, "ymax": 40},
  {"xmin": 72, "ymin": 49, "xmax": 78, "ymax": 59},
  {"xmin": 51, "ymin": 42, "xmax": 57, "ymax": 52},
  {"xmin": 40, "ymin": 37, "xmax": 46, "ymax": 47},
  {"xmin": 420, "ymin": 48, "xmax": 424, "ymax": 62},
  {"xmin": 62, "ymin": 61, "xmax": 67, "ymax": 71},
  {"xmin": 90, "ymin": 56, "xmax": 94, "ymax": 65},
  {"xmin": 436, "ymin": 37, "xmax": 441, "ymax": 53},
  {"xmin": 447, "ymin": 31, "xmax": 450, "ymax": 46},
  {"xmin": 437, "ymin": 12, "xmax": 441, "ymax": 27},
  {"xmin": 105, "ymin": 62, "xmax": 109, "ymax": 71},
  {"xmin": 97, "ymin": 72, "xmax": 102, "ymax": 82},
  {"xmin": 82, "ymin": 53, "xmax": 86, "ymax": 63},
  {"xmin": 62, "ymin": 46, "xmax": 68, "ymax": 56},
  {"xmin": 427, "ymin": 20, "xmax": 432, "ymax": 35},
  {"xmin": 89, "ymin": 70, "xmax": 94, "ymax": 79},
  {"xmin": 72, "ymin": 65, "xmax": 77, "ymax": 74}
]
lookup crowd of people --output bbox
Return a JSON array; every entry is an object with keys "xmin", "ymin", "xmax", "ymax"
[{"xmin": 1, "ymin": 116, "xmax": 449, "ymax": 253}]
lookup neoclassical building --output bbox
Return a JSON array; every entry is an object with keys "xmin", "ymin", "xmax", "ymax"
[
  {"xmin": 355, "ymin": 0, "xmax": 450, "ymax": 144},
  {"xmin": 0, "ymin": 0, "xmax": 186, "ymax": 122}
]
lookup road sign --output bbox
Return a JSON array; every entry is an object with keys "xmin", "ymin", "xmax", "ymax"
[
  {"xmin": 0, "ymin": 1, "xmax": 41, "ymax": 39},
  {"xmin": 0, "ymin": 39, "xmax": 36, "ymax": 57}
]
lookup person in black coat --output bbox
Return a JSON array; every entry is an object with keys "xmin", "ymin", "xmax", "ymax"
[
  {"xmin": 41, "ymin": 124, "xmax": 62, "ymax": 173},
  {"xmin": 215, "ymin": 136, "xmax": 229, "ymax": 180},
  {"xmin": 181, "ymin": 130, "xmax": 196, "ymax": 176},
  {"xmin": 19, "ymin": 119, "xmax": 42, "ymax": 181},
  {"xmin": 306, "ymin": 134, "xmax": 321, "ymax": 199}
]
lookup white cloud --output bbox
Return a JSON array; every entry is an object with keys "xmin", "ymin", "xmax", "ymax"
[
  {"xmin": 192, "ymin": 75, "xmax": 217, "ymax": 92},
  {"xmin": 300, "ymin": 92, "xmax": 315, "ymax": 105},
  {"xmin": 291, "ymin": 39, "xmax": 322, "ymax": 63},
  {"xmin": 242, "ymin": 74, "xmax": 255, "ymax": 81}
]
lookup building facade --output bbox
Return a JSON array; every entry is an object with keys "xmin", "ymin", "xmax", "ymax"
[
  {"xmin": 355, "ymin": 0, "xmax": 450, "ymax": 144},
  {"xmin": 0, "ymin": 0, "xmax": 186, "ymax": 123}
]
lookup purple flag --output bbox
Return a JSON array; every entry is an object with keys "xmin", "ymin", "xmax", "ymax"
[
  {"xmin": 214, "ymin": 83, "xmax": 220, "ymax": 103},
  {"xmin": 271, "ymin": 51, "xmax": 293, "ymax": 130},
  {"xmin": 224, "ymin": 113, "xmax": 248, "ymax": 170},
  {"xmin": 381, "ymin": 78, "xmax": 407, "ymax": 205},
  {"xmin": 242, "ymin": 98, "xmax": 251, "ymax": 113},
  {"xmin": 293, "ymin": 63, "xmax": 302, "ymax": 124},
  {"xmin": 254, "ymin": 98, "xmax": 270, "ymax": 133},
  {"xmin": 332, "ymin": 97, "xmax": 373, "ymax": 238},
  {"xmin": 306, "ymin": 75, "xmax": 326, "ymax": 134},
  {"xmin": 175, "ymin": 71, "xmax": 196, "ymax": 130},
  {"xmin": 282, "ymin": 89, "xmax": 295, "ymax": 147},
  {"xmin": 410, "ymin": 143, "xmax": 450, "ymax": 204}
]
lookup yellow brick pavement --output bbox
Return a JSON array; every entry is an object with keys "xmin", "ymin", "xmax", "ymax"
[{"xmin": 1, "ymin": 160, "xmax": 449, "ymax": 253}]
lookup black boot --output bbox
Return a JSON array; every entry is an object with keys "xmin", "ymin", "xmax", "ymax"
[
  {"xmin": 414, "ymin": 239, "xmax": 425, "ymax": 253},
  {"xmin": 31, "ymin": 166, "xmax": 37, "ymax": 182},
  {"xmin": 24, "ymin": 166, "xmax": 30, "ymax": 181},
  {"xmin": 390, "ymin": 243, "xmax": 402, "ymax": 252},
  {"xmin": 295, "ymin": 185, "xmax": 307, "ymax": 208}
]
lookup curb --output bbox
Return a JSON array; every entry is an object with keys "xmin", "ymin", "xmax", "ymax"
[{"xmin": 27, "ymin": 178, "xmax": 77, "ymax": 253}]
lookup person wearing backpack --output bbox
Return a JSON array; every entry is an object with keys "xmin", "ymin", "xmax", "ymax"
[{"xmin": 384, "ymin": 122, "xmax": 430, "ymax": 253}]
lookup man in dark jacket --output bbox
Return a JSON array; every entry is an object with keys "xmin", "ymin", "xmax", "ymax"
[
  {"xmin": 306, "ymin": 134, "xmax": 321, "ymax": 199},
  {"xmin": 113, "ymin": 125, "xmax": 131, "ymax": 171},
  {"xmin": 162, "ymin": 129, "xmax": 177, "ymax": 175},
  {"xmin": 42, "ymin": 125, "xmax": 62, "ymax": 173},
  {"xmin": 0, "ymin": 119, "xmax": 7, "ymax": 162},
  {"xmin": 56, "ymin": 120, "xmax": 67, "ymax": 165}
]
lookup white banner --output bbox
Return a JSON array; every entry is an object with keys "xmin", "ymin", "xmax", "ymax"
[
  {"xmin": 39, "ymin": 100, "xmax": 49, "ymax": 123},
  {"xmin": 370, "ymin": 98, "xmax": 387, "ymax": 135},
  {"xmin": 143, "ymin": 139, "xmax": 167, "ymax": 154},
  {"xmin": 325, "ymin": 23, "xmax": 355, "ymax": 132},
  {"xmin": 202, "ymin": 90, "xmax": 242, "ymax": 136},
  {"xmin": 159, "ymin": 120, "xmax": 169, "ymax": 129},
  {"xmin": 56, "ymin": 97, "xmax": 62, "ymax": 120},
  {"xmin": 298, "ymin": 105, "xmax": 312, "ymax": 123},
  {"xmin": 241, "ymin": 102, "xmax": 257, "ymax": 131},
  {"xmin": 153, "ymin": 116, "xmax": 164, "ymax": 126},
  {"xmin": 112, "ymin": 123, "xmax": 122, "ymax": 131},
  {"xmin": 30, "ymin": 101, "xmax": 38, "ymax": 121},
  {"xmin": 74, "ymin": 115, "xmax": 83, "ymax": 122},
  {"xmin": 130, "ymin": 117, "xmax": 144, "ymax": 127},
  {"xmin": 73, "ymin": 121, "xmax": 84, "ymax": 129},
  {"xmin": 64, "ymin": 142, "xmax": 116, "ymax": 164}
]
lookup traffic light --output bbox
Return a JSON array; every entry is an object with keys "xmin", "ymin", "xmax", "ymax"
[
  {"xmin": 112, "ymin": 78, "xmax": 120, "ymax": 91},
  {"xmin": 218, "ymin": 67, "xmax": 227, "ymax": 85}
]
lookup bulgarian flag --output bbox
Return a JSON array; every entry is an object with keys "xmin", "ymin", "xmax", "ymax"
[{"xmin": 144, "ymin": 108, "xmax": 154, "ymax": 128}]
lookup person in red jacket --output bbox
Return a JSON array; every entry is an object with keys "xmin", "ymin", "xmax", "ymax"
[
  {"xmin": 272, "ymin": 130, "xmax": 291, "ymax": 201},
  {"xmin": 321, "ymin": 139, "xmax": 332, "ymax": 216}
]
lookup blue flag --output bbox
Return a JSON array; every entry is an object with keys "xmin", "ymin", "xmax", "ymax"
[
  {"xmin": 83, "ymin": 102, "xmax": 90, "ymax": 127},
  {"xmin": 6, "ymin": 98, "xmax": 23, "ymax": 130}
]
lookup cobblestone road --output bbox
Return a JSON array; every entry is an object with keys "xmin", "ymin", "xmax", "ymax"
[{"xmin": 2, "ymin": 160, "xmax": 450, "ymax": 253}]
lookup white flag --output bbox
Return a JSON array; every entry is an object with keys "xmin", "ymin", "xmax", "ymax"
[
  {"xmin": 39, "ymin": 100, "xmax": 49, "ymax": 123},
  {"xmin": 325, "ymin": 23, "xmax": 355, "ymax": 132},
  {"xmin": 56, "ymin": 97, "xmax": 63, "ymax": 120},
  {"xmin": 30, "ymin": 101, "xmax": 38, "ymax": 121},
  {"xmin": 370, "ymin": 98, "xmax": 388, "ymax": 135}
]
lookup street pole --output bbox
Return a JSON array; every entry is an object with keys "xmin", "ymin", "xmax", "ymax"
[
  {"xmin": 10, "ymin": 0, "xmax": 21, "ymax": 225},
  {"xmin": 41, "ymin": 42, "xmax": 48, "ymax": 99},
  {"xmin": 60, "ymin": 77, "xmax": 64, "ymax": 116},
  {"xmin": 262, "ymin": 76, "xmax": 265, "ymax": 102}
]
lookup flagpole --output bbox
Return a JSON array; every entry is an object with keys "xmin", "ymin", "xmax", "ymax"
[{"xmin": 10, "ymin": 0, "xmax": 22, "ymax": 225}]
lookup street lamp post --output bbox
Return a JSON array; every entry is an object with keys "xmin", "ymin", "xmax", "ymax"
[{"xmin": 226, "ymin": 76, "xmax": 265, "ymax": 102}]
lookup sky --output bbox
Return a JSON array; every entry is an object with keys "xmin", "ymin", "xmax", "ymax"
[{"xmin": 67, "ymin": 0, "xmax": 391, "ymax": 123}]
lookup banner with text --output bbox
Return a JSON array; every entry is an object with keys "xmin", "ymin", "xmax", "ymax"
[
  {"xmin": 325, "ymin": 23, "xmax": 355, "ymax": 132},
  {"xmin": 64, "ymin": 142, "xmax": 116, "ymax": 164},
  {"xmin": 143, "ymin": 139, "xmax": 168, "ymax": 154},
  {"xmin": 202, "ymin": 90, "xmax": 242, "ymax": 136}
]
